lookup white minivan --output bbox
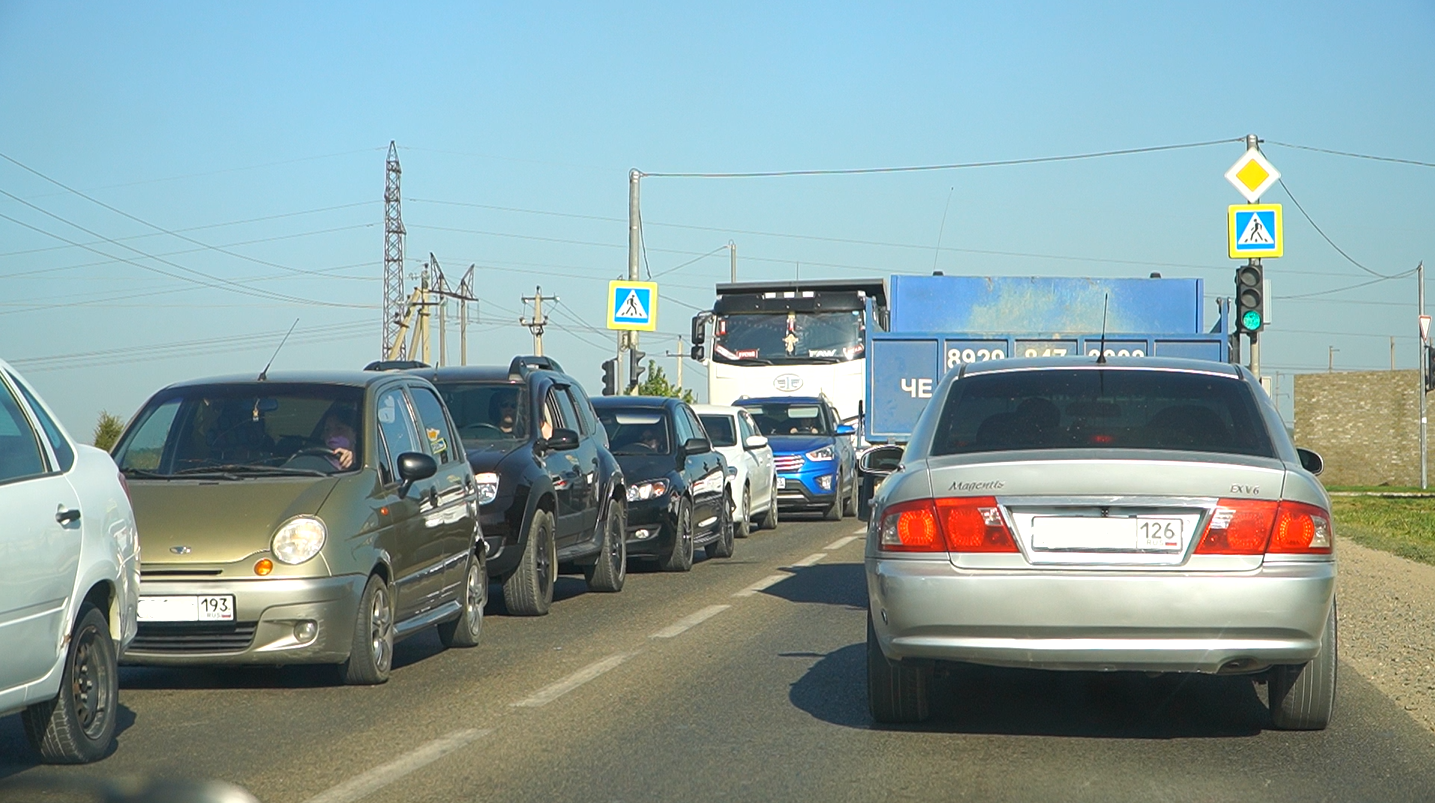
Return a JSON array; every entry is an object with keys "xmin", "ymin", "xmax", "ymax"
[
  {"xmin": 693, "ymin": 403, "xmax": 778, "ymax": 536},
  {"xmin": 0, "ymin": 360, "xmax": 139, "ymax": 763}
]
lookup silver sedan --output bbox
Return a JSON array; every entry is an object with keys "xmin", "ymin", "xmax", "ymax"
[{"xmin": 862, "ymin": 357, "xmax": 1336, "ymax": 729}]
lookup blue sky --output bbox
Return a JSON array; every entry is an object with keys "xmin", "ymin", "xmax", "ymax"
[{"xmin": 1, "ymin": 1, "xmax": 1432, "ymax": 434}]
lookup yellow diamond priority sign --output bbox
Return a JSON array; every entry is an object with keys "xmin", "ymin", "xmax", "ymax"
[{"xmin": 1224, "ymin": 148, "xmax": 1281, "ymax": 203}]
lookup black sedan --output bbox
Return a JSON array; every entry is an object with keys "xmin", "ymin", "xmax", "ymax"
[{"xmin": 591, "ymin": 396, "xmax": 732, "ymax": 572}]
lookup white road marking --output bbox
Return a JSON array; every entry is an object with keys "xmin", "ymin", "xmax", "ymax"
[
  {"xmin": 511, "ymin": 653, "xmax": 631, "ymax": 708},
  {"xmin": 650, "ymin": 604, "xmax": 731, "ymax": 638},
  {"xmin": 792, "ymin": 553, "xmax": 826, "ymax": 567},
  {"xmin": 825, "ymin": 535, "xmax": 861, "ymax": 551},
  {"xmin": 733, "ymin": 574, "xmax": 788, "ymax": 597},
  {"xmin": 304, "ymin": 728, "xmax": 490, "ymax": 803},
  {"xmin": 851, "ymin": 526, "xmax": 868, "ymax": 534}
]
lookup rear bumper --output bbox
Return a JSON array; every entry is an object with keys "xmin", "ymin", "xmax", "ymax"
[
  {"xmin": 123, "ymin": 574, "xmax": 365, "ymax": 666},
  {"xmin": 866, "ymin": 556, "xmax": 1336, "ymax": 674}
]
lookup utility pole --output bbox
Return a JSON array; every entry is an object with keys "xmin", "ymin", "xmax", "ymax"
[
  {"xmin": 1328, "ymin": 346, "xmax": 1338, "ymax": 372},
  {"xmin": 430, "ymin": 255, "xmax": 447, "ymax": 367},
  {"xmin": 729, "ymin": 240, "xmax": 737, "ymax": 283},
  {"xmin": 458, "ymin": 265, "xmax": 474, "ymax": 365},
  {"xmin": 1392, "ymin": 336, "xmax": 1397, "ymax": 370},
  {"xmin": 521, "ymin": 286, "xmax": 556, "ymax": 357},
  {"xmin": 627, "ymin": 169, "xmax": 642, "ymax": 392},
  {"xmin": 664, "ymin": 335, "xmax": 685, "ymax": 389},
  {"xmin": 1420, "ymin": 261, "xmax": 1427, "ymax": 489},
  {"xmin": 382, "ymin": 142, "xmax": 406, "ymax": 357}
]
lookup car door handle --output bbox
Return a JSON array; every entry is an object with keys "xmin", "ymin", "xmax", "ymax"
[{"xmin": 56, "ymin": 506, "xmax": 81, "ymax": 525}]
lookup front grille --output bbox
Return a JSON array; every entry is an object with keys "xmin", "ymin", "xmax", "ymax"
[
  {"xmin": 131, "ymin": 622, "xmax": 258, "ymax": 654},
  {"xmin": 774, "ymin": 455, "xmax": 804, "ymax": 472}
]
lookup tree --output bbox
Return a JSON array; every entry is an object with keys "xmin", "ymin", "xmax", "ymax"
[
  {"xmin": 637, "ymin": 361, "xmax": 695, "ymax": 403},
  {"xmin": 92, "ymin": 410, "xmax": 124, "ymax": 451}
]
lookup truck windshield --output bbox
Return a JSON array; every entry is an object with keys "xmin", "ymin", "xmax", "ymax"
[
  {"xmin": 929, "ymin": 369, "xmax": 1274, "ymax": 458},
  {"xmin": 713, "ymin": 311, "xmax": 864, "ymax": 365}
]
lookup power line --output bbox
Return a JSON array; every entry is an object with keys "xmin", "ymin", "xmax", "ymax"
[
  {"xmin": 640, "ymin": 138, "xmax": 1240, "ymax": 178},
  {"xmin": 1266, "ymin": 141, "xmax": 1435, "ymax": 169},
  {"xmin": 1277, "ymin": 178, "xmax": 1408, "ymax": 279}
]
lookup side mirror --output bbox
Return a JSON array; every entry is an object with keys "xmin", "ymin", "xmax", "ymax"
[
  {"xmin": 682, "ymin": 437, "xmax": 711, "ymax": 455},
  {"xmin": 396, "ymin": 452, "xmax": 437, "ymax": 497},
  {"xmin": 691, "ymin": 314, "xmax": 706, "ymax": 346},
  {"xmin": 835, "ymin": 423, "xmax": 856, "ymax": 437},
  {"xmin": 1296, "ymin": 447, "xmax": 1324, "ymax": 475},
  {"xmin": 744, "ymin": 434, "xmax": 769, "ymax": 450},
  {"xmin": 544, "ymin": 428, "xmax": 581, "ymax": 452},
  {"xmin": 690, "ymin": 344, "xmax": 705, "ymax": 362},
  {"xmin": 858, "ymin": 445, "xmax": 904, "ymax": 476}
]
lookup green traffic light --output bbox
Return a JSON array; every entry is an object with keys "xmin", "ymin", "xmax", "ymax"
[{"xmin": 1241, "ymin": 310, "xmax": 1263, "ymax": 330}]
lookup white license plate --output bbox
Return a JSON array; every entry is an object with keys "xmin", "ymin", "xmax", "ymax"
[
  {"xmin": 138, "ymin": 595, "xmax": 235, "ymax": 622},
  {"xmin": 1030, "ymin": 517, "xmax": 1183, "ymax": 552},
  {"xmin": 776, "ymin": 477, "xmax": 787, "ymax": 489}
]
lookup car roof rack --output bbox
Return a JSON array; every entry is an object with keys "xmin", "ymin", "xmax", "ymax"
[
  {"xmin": 508, "ymin": 355, "xmax": 564, "ymax": 380},
  {"xmin": 364, "ymin": 359, "xmax": 431, "ymax": 372}
]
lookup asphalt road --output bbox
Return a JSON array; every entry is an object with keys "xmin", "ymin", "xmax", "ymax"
[{"xmin": 4, "ymin": 515, "xmax": 1435, "ymax": 802}]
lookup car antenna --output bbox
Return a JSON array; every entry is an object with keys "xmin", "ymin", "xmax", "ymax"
[
  {"xmin": 258, "ymin": 319, "xmax": 299, "ymax": 382},
  {"xmin": 1095, "ymin": 294, "xmax": 1109, "ymax": 365}
]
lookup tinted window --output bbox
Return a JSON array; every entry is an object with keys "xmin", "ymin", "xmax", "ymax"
[
  {"xmin": 9, "ymin": 373, "xmax": 74, "ymax": 471},
  {"xmin": 0, "ymin": 378, "xmax": 46, "ymax": 483},
  {"xmin": 699, "ymin": 414, "xmax": 737, "ymax": 447},
  {"xmin": 597, "ymin": 409, "xmax": 671, "ymax": 455},
  {"xmin": 680, "ymin": 407, "xmax": 706, "ymax": 444},
  {"xmin": 742, "ymin": 403, "xmax": 831, "ymax": 436},
  {"xmin": 410, "ymin": 386, "xmax": 459, "ymax": 465},
  {"xmin": 930, "ymin": 369, "xmax": 1274, "ymax": 458},
  {"xmin": 555, "ymin": 388, "xmax": 584, "ymax": 435},
  {"xmin": 739, "ymin": 411, "xmax": 758, "ymax": 441},
  {"xmin": 433, "ymin": 381, "xmax": 528, "ymax": 443},
  {"xmin": 112, "ymin": 384, "xmax": 364, "ymax": 475},
  {"xmin": 376, "ymin": 388, "xmax": 419, "ymax": 477}
]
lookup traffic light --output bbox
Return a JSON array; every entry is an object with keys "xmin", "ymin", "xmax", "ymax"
[
  {"xmin": 1235, "ymin": 263, "xmax": 1264, "ymax": 333},
  {"xmin": 601, "ymin": 359, "xmax": 617, "ymax": 396},
  {"xmin": 628, "ymin": 349, "xmax": 646, "ymax": 391}
]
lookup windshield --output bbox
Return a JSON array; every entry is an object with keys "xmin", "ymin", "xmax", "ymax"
[
  {"xmin": 741, "ymin": 403, "xmax": 832, "ymax": 437},
  {"xmin": 713, "ymin": 310, "xmax": 864, "ymax": 365},
  {"xmin": 930, "ymin": 369, "xmax": 1274, "ymax": 457},
  {"xmin": 113, "ymin": 383, "xmax": 365, "ymax": 477},
  {"xmin": 596, "ymin": 409, "xmax": 672, "ymax": 455},
  {"xmin": 433, "ymin": 381, "xmax": 531, "ymax": 445},
  {"xmin": 698, "ymin": 414, "xmax": 737, "ymax": 447}
]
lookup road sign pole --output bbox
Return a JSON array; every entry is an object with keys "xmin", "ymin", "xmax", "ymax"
[
  {"xmin": 1249, "ymin": 258, "xmax": 1261, "ymax": 380},
  {"xmin": 628, "ymin": 169, "xmax": 642, "ymax": 379}
]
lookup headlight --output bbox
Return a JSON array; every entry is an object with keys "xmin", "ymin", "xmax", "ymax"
[
  {"xmin": 805, "ymin": 446, "xmax": 835, "ymax": 462},
  {"xmin": 474, "ymin": 472, "xmax": 500, "ymax": 506},
  {"xmin": 272, "ymin": 516, "xmax": 326, "ymax": 565},
  {"xmin": 627, "ymin": 480, "xmax": 670, "ymax": 502}
]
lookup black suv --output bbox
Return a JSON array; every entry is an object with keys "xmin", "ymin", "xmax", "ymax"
[{"xmin": 414, "ymin": 357, "xmax": 626, "ymax": 615}]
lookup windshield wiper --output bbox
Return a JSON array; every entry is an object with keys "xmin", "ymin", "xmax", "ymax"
[
  {"xmin": 171, "ymin": 464, "xmax": 329, "ymax": 478},
  {"xmin": 120, "ymin": 467, "xmax": 171, "ymax": 479}
]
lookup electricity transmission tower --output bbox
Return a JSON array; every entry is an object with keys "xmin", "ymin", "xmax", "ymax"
[{"xmin": 382, "ymin": 141, "xmax": 406, "ymax": 356}]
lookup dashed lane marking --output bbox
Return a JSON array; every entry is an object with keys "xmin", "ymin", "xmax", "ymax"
[
  {"xmin": 851, "ymin": 526, "xmax": 867, "ymax": 534},
  {"xmin": 792, "ymin": 553, "xmax": 826, "ymax": 567},
  {"xmin": 733, "ymin": 574, "xmax": 788, "ymax": 597},
  {"xmin": 511, "ymin": 653, "xmax": 631, "ymax": 708},
  {"xmin": 824, "ymin": 535, "xmax": 861, "ymax": 551},
  {"xmin": 304, "ymin": 728, "xmax": 491, "ymax": 803},
  {"xmin": 650, "ymin": 604, "xmax": 731, "ymax": 638}
]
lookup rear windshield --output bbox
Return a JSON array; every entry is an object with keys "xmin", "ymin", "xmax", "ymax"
[
  {"xmin": 930, "ymin": 369, "xmax": 1274, "ymax": 458},
  {"xmin": 698, "ymin": 414, "xmax": 737, "ymax": 447}
]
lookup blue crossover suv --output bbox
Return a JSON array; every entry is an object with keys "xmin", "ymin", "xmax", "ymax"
[{"xmin": 735, "ymin": 396, "xmax": 857, "ymax": 520}]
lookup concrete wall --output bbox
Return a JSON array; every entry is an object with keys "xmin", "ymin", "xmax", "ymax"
[{"xmin": 1294, "ymin": 369, "xmax": 1434, "ymax": 487}]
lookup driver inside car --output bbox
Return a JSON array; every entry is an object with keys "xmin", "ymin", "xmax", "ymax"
[
  {"xmin": 320, "ymin": 411, "xmax": 357, "ymax": 470},
  {"xmin": 490, "ymin": 389, "xmax": 520, "ymax": 434}
]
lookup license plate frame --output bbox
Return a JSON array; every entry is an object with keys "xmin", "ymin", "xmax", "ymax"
[
  {"xmin": 138, "ymin": 595, "xmax": 236, "ymax": 622},
  {"xmin": 1029, "ymin": 516, "xmax": 1184, "ymax": 552},
  {"xmin": 776, "ymin": 477, "xmax": 787, "ymax": 489}
]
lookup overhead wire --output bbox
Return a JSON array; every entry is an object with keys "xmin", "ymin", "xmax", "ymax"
[
  {"xmin": 1276, "ymin": 178, "xmax": 1410, "ymax": 280},
  {"xmin": 1266, "ymin": 141, "xmax": 1435, "ymax": 169}
]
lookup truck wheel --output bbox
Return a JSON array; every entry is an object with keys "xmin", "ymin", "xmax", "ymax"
[
  {"xmin": 659, "ymin": 498, "xmax": 695, "ymax": 572},
  {"xmin": 706, "ymin": 493, "xmax": 736, "ymax": 559},
  {"xmin": 504, "ymin": 509, "xmax": 557, "ymax": 616},
  {"xmin": 734, "ymin": 486, "xmax": 751, "ymax": 539},
  {"xmin": 1270, "ymin": 602, "xmax": 1337, "ymax": 730},
  {"xmin": 23, "ymin": 603, "xmax": 117, "ymax": 764},
  {"xmin": 867, "ymin": 614, "xmax": 930, "ymax": 724},
  {"xmin": 437, "ymin": 552, "xmax": 487, "ymax": 648},
  {"xmin": 583, "ymin": 500, "xmax": 627, "ymax": 593},
  {"xmin": 340, "ymin": 574, "xmax": 394, "ymax": 685}
]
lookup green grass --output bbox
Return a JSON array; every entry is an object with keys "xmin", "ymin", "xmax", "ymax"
[
  {"xmin": 1325, "ymin": 485, "xmax": 1431, "ymax": 494},
  {"xmin": 1332, "ymin": 495, "xmax": 1435, "ymax": 566}
]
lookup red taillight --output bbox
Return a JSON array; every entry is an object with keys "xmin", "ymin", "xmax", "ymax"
[
  {"xmin": 878, "ymin": 496, "xmax": 1017, "ymax": 553},
  {"xmin": 1269, "ymin": 500, "xmax": 1334, "ymax": 554},
  {"xmin": 1195, "ymin": 498, "xmax": 1333, "ymax": 555}
]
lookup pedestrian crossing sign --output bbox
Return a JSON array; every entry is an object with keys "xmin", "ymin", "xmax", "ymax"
[
  {"xmin": 607, "ymin": 280, "xmax": 659, "ymax": 331},
  {"xmin": 1228, "ymin": 204, "xmax": 1283, "ymax": 259}
]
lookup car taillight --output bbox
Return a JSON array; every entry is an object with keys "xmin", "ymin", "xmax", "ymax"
[
  {"xmin": 1195, "ymin": 498, "xmax": 1333, "ymax": 555},
  {"xmin": 877, "ymin": 496, "xmax": 1017, "ymax": 553},
  {"xmin": 1268, "ymin": 500, "xmax": 1333, "ymax": 554}
]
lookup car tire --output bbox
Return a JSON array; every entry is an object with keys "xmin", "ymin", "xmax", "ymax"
[
  {"xmin": 707, "ymin": 492, "xmax": 736, "ymax": 559},
  {"xmin": 22, "ymin": 603, "xmax": 118, "ymax": 764},
  {"xmin": 340, "ymin": 573, "xmax": 395, "ymax": 685},
  {"xmin": 760, "ymin": 484, "xmax": 779, "ymax": 530},
  {"xmin": 1269, "ymin": 602, "xmax": 1338, "ymax": 730},
  {"xmin": 437, "ymin": 551, "xmax": 487, "ymax": 648},
  {"xmin": 584, "ymin": 499, "xmax": 627, "ymax": 593},
  {"xmin": 842, "ymin": 471, "xmax": 858, "ymax": 518},
  {"xmin": 659, "ymin": 497, "xmax": 695, "ymax": 572},
  {"xmin": 734, "ymin": 485, "xmax": 752, "ymax": 539},
  {"xmin": 823, "ymin": 480, "xmax": 842, "ymax": 521},
  {"xmin": 503, "ymin": 509, "xmax": 557, "ymax": 616},
  {"xmin": 867, "ymin": 614, "xmax": 931, "ymax": 724}
]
